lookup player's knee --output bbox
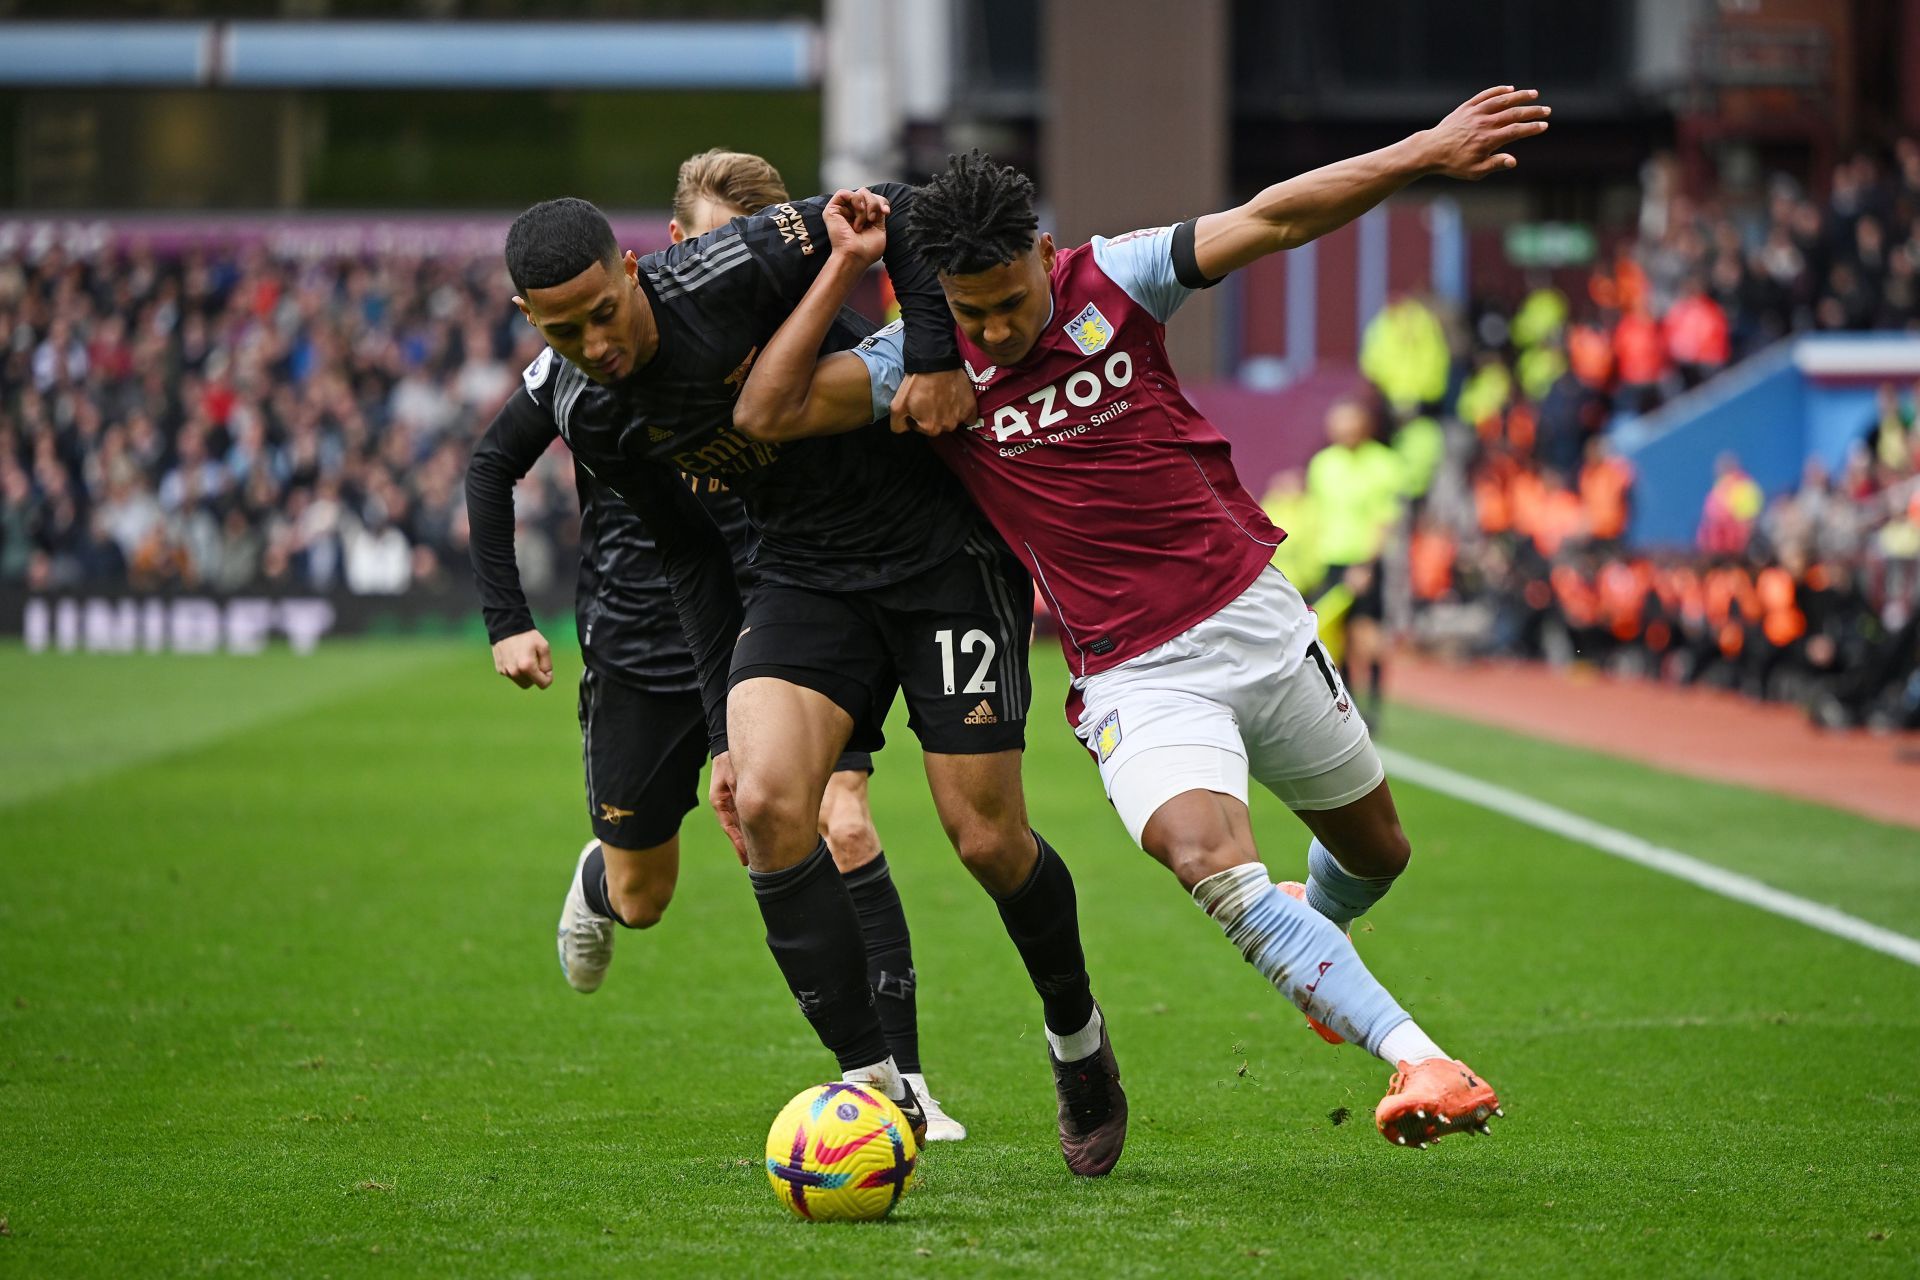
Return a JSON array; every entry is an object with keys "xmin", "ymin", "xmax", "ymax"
[
  {"xmin": 733, "ymin": 771, "xmax": 814, "ymax": 843},
  {"xmin": 1326, "ymin": 822, "xmax": 1411, "ymax": 880},
  {"xmin": 1150, "ymin": 830, "xmax": 1246, "ymax": 892},
  {"xmin": 608, "ymin": 880, "xmax": 672, "ymax": 929},
  {"xmin": 1381, "ymin": 824, "xmax": 1412, "ymax": 876},
  {"xmin": 948, "ymin": 820, "xmax": 1031, "ymax": 891},
  {"xmin": 824, "ymin": 815, "xmax": 881, "ymax": 869},
  {"xmin": 606, "ymin": 862, "xmax": 674, "ymax": 929}
]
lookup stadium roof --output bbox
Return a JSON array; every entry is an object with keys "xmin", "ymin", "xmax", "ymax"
[{"xmin": 0, "ymin": 20, "xmax": 820, "ymax": 88}]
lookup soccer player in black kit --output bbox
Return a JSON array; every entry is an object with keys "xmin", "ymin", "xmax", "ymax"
[
  {"xmin": 467, "ymin": 152, "xmax": 964, "ymax": 1140},
  {"xmin": 466, "ymin": 181, "xmax": 1127, "ymax": 1174}
]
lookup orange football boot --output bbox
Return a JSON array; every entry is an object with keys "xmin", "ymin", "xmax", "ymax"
[
  {"xmin": 1277, "ymin": 881, "xmax": 1346, "ymax": 1045},
  {"xmin": 1375, "ymin": 1058, "xmax": 1503, "ymax": 1148}
]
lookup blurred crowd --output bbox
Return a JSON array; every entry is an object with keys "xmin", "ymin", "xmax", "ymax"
[
  {"xmin": 6, "ymin": 143, "xmax": 1920, "ymax": 727},
  {"xmin": 1278, "ymin": 144, "xmax": 1920, "ymax": 731},
  {"xmin": 0, "ymin": 242, "xmax": 583, "ymax": 598}
]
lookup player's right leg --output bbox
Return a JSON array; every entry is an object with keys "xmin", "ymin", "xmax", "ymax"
[
  {"xmin": 1127, "ymin": 775, "xmax": 1490, "ymax": 1144},
  {"xmin": 819, "ymin": 757, "xmax": 967, "ymax": 1142},
  {"xmin": 1230, "ymin": 570, "xmax": 1502, "ymax": 1145},
  {"xmin": 725, "ymin": 585, "xmax": 928, "ymax": 1137},
  {"xmin": 1077, "ymin": 632, "xmax": 1490, "ymax": 1147},
  {"xmin": 559, "ymin": 669, "xmax": 706, "ymax": 993},
  {"xmin": 817, "ymin": 762, "xmax": 914, "ymax": 1060},
  {"xmin": 1126, "ymin": 779, "xmax": 1425, "ymax": 1051},
  {"xmin": 884, "ymin": 533, "xmax": 1121, "ymax": 1175}
]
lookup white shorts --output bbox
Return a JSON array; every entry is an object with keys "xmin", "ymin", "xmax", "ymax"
[{"xmin": 1070, "ymin": 567, "xmax": 1384, "ymax": 846}]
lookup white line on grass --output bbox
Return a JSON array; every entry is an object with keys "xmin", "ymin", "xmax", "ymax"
[{"xmin": 1378, "ymin": 747, "xmax": 1920, "ymax": 969}]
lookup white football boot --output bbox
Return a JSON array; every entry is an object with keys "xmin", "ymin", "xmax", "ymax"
[
  {"xmin": 557, "ymin": 840, "xmax": 616, "ymax": 993},
  {"xmin": 902, "ymin": 1072, "xmax": 968, "ymax": 1141}
]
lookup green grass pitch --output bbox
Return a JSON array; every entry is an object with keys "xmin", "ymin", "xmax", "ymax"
[{"xmin": 2, "ymin": 640, "xmax": 1917, "ymax": 1277}]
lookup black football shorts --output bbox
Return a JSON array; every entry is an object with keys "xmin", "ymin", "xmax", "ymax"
[
  {"xmin": 578, "ymin": 666, "xmax": 875, "ymax": 848},
  {"xmin": 729, "ymin": 530, "xmax": 1033, "ymax": 755},
  {"xmin": 577, "ymin": 669, "xmax": 708, "ymax": 849}
]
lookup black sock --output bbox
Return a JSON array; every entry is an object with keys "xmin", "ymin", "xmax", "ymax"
[
  {"xmin": 750, "ymin": 839, "xmax": 890, "ymax": 1075},
  {"xmin": 579, "ymin": 842, "xmax": 630, "ymax": 926},
  {"xmin": 842, "ymin": 852, "xmax": 920, "ymax": 1075},
  {"xmin": 993, "ymin": 831, "xmax": 1096, "ymax": 1038}
]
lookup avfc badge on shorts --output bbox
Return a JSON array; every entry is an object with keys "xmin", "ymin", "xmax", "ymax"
[
  {"xmin": 1065, "ymin": 302, "xmax": 1114, "ymax": 356},
  {"xmin": 1094, "ymin": 709, "xmax": 1122, "ymax": 762}
]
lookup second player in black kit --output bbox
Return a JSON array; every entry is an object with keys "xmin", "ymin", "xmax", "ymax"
[
  {"xmin": 472, "ymin": 186, "xmax": 1121, "ymax": 1172},
  {"xmin": 469, "ymin": 443, "xmax": 758, "ymax": 848}
]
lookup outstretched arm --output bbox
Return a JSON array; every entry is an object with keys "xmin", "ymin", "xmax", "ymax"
[
  {"xmin": 735, "ymin": 188, "xmax": 896, "ymax": 442},
  {"xmin": 1190, "ymin": 86, "xmax": 1550, "ymax": 282}
]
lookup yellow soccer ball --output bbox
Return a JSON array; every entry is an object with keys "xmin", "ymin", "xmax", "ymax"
[{"xmin": 764, "ymin": 1082, "xmax": 919, "ymax": 1221}]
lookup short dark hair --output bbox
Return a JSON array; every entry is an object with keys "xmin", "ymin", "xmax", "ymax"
[
  {"xmin": 908, "ymin": 150, "xmax": 1038, "ymax": 276},
  {"xmin": 505, "ymin": 197, "xmax": 618, "ymax": 294}
]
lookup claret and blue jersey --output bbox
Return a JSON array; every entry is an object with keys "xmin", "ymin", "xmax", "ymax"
[{"xmin": 856, "ymin": 222, "xmax": 1287, "ymax": 678}]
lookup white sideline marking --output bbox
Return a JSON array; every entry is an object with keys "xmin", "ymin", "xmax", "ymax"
[{"xmin": 1379, "ymin": 747, "xmax": 1920, "ymax": 969}]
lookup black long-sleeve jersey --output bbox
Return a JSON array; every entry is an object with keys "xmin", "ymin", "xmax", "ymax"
[
  {"xmin": 466, "ymin": 186, "xmax": 975, "ymax": 745},
  {"xmin": 463, "ymin": 397, "xmax": 754, "ymax": 694}
]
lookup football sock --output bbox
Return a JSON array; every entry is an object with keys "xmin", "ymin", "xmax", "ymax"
[
  {"xmin": 1304, "ymin": 838, "xmax": 1398, "ymax": 930},
  {"xmin": 1046, "ymin": 1004, "xmax": 1105, "ymax": 1063},
  {"xmin": 1191, "ymin": 861, "xmax": 1411, "ymax": 1058},
  {"xmin": 579, "ymin": 842, "xmax": 629, "ymax": 926},
  {"xmin": 749, "ymin": 838, "xmax": 891, "ymax": 1075},
  {"xmin": 992, "ymin": 831, "xmax": 1097, "ymax": 1038},
  {"xmin": 842, "ymin": 852, "xmax": 922, "ymax": 1074},
  {"xmin": 1378, "ymin": 1019, "xmax": 1448, "ymax": 1065}
]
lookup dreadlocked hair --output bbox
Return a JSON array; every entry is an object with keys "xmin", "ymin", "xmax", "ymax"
[{"xmin": 908, "ymin": 150, "xmax": 1038, "ymax": 276}]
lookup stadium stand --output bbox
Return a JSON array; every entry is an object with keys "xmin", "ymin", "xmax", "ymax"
[
  {"xmin": 1345, "ymin": 144, "xmax": 1920, "ymax": 729},
  {"xmin": 3, "ymin": 143, "xmax": 1916, "ymax": 726},
  {"xmin": 0, "ymin": 241, "xmax": 562, "ymax": 601}
]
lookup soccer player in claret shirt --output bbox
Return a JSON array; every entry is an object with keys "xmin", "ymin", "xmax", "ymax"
[
  {"xmin": 467, "ymin": 176, "xmax": 1127, "ymax": 1174},
  {"xmin": 466, "ymin": 151, "xmax": 965, "ymax": 1140},
  {"xmin": 735, "ymin": 85, "xmax": 1551, "ymax": 1149}
]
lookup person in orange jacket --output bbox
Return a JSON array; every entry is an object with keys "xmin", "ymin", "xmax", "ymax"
[
  {"xmin": 1612, "ymin": 305, "xmax": 1668, "ymax": 414},
  {"xmin": 1663, "ymin": 275, "xmax": 1731, "ymax": 389},
  {"xmin": 1579, "ymin": 437, "xmax": 1634, "ymax": 546}
]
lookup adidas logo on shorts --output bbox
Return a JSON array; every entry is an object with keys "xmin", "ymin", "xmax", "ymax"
[{"xmin": 963, "ymin": 700, "xmax": 998, "ymax": 726}]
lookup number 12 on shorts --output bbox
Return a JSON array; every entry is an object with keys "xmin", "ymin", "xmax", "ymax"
[{"xmin": 935, "ymin": 628, "xmax": 998, "ymax": 696}]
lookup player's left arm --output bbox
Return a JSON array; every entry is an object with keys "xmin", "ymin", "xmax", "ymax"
[
  {"xmin": 734, "ymin": 184, "xmax": 973, "ymax": 434},
  {"xmin": 734, "ymin": 189, "xmax": 894, "ymax": 442},
  {"xmin": 861, "ymin": 180, "xmax": 976, "ymax": 434},
  {"xmin": 1189, "ymin": 86, "xmax": 1550, "ymax": 281}
]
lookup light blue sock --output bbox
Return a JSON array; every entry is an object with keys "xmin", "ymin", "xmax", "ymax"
[
  {"xmin": 1304, "ymin": 838, "xmax": 1397, "ymax": 931},
  {"xmin": 1193, "ymin": 862, "xmax": 1411, "ymax": 1057}
]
